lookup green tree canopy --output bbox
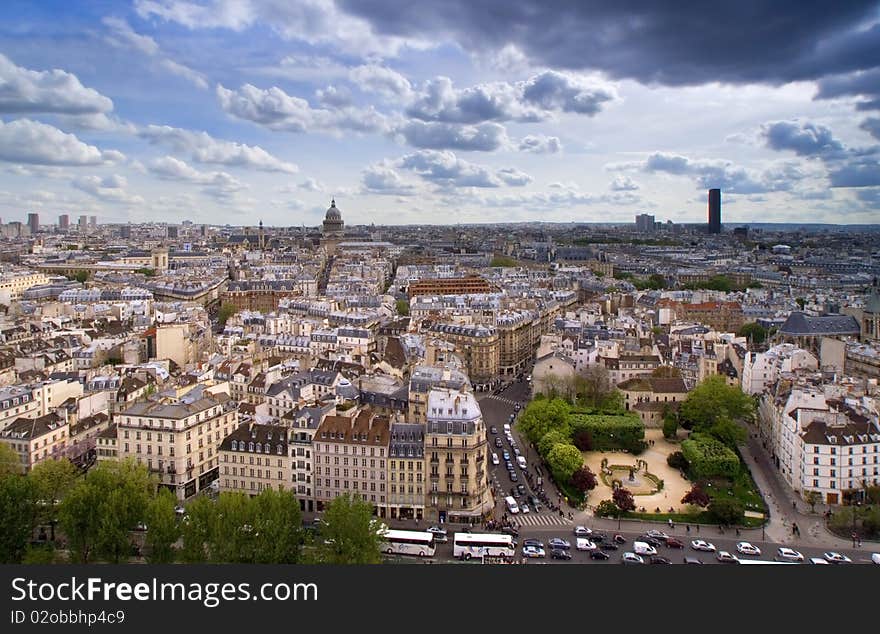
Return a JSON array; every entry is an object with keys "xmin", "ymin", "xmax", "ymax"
[
  {"xmin": 518, "ymin": 398, "xmax": 571, "ymax": 444},
  {"xmin": 679, "ymin": 375, "xmax": 754, "ymax": 431},
  {"xmin": 546, "ymin": 443, "xmax": 584, "ymax": 484},
  {"xmin": 251, "ymin": 488, "xmax": 303, "ymax": 563},
  {"xmin": 144, "ymin": 489, "xmax": 179, "ymax": 563},
  {"xmin": 315, "ymin": 494, "xmax": 383, "ymax": 564},
  {"xmin": 179, "ymin": 496, "xmax": 214, "ymax": 563},
  {"xmin": 217, "ymin": 303, "xmax": 236, "ymax": 326},
  {"xmin": 0, "ymin": 443, "xmax": 23, "ymax": 478},
  {"xmin": 708, "ymin": 498, "xmax": 744, "ymax": 525},
  {"xmin": 737, "ymin": 322, "xmax": 767, "ymax": 344},
  {"xmin": 0, "ymin": 474, "xmax": 35, "ymax": 563},
  {"xmin": 395, "ymin": 299, "xmax": 410, "ymax": 316},
  {"xmin": 537, "ymin": 429, "xmax": 569, "ymax": 459}
]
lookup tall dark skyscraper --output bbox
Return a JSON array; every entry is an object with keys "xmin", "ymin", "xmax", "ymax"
[{"xmin": 708, "ymin": 188, "xmax": 721, "ymax": 234}]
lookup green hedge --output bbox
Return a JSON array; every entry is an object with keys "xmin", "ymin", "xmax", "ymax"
[
  {"xmin": 570, "ymin": 413, "xmax": 645, "ymax": 452},
  {"xmin": 680, "ymin": 433, "xmax": 740, "ymax": 480}
]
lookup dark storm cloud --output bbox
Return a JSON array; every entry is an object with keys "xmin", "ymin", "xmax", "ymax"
[
  {"xmin": 337, "ymin": 1, "xmax": 880, "ymax": 86},
  {"xmin": 396, "ymin": 120, "xmax": 508, "ymax": 151},
  {"xmin": 862, "ymin": 117, "xmax": 880, "ymax": 140},
  {"xmin": 761, "ymin": 121, "xmax": 845, "ymax": 157},
  {"xmin": 815, "ymin": 65, "xmax": 880, "ymax": 110}
]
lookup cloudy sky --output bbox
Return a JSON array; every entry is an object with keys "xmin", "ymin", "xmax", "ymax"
[{"xmin": 1, "ymin": 0, "xmax": 879, "ymax": 227}]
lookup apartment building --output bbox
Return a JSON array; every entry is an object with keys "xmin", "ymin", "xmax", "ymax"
[
  {"xmin": 0, "ymin": 386, "xmax": 40, "ymax": 431},
  {"xmin": 284, "ymin": 402, "xmax": 335, "ymax": 512},
  {"xmin": 219, "ymin": 422, "xmax": 290, "ymax": 495},
  {"xmin": 408, "ymin": 365, "xmax": 470, "ymax": 424},
  {"xmin": 496, "ymin": 310, "xmax": 537, "ymax": 378},
  {"xmin": 426, "ymin": 322, "xmax": 500, "ymax": 391},
  {"xmin": 115, "ymin": 390, "xmax": 238, "ymax": 500},
  {"xmin": 313, "ymin": 409, "xmax": 391, "ymax": 515},
  {"xmin": 742, "ymin": 344, "xmax": 819, "ymax": 395},
  {"xmin": 0, "ymin": 268, "xmax": 49, "ymax": 303},
  {"xmin": 408, "ymin": 277, "xmax": 492, "ymax": 299},
  {"xmin": 0, "ymin": 411, "xmax": 69, "ymax": 472},
  {"xmin": 425, "ymin": 389, "xmax": 493, "ymax": 524},
  {"xmin": 388, "ymin": 422, "xmax": 426, "ymax": 520}
]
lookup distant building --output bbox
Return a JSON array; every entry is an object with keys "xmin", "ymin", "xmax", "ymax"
[
  {"xmin": 635, "ymin": 213, "xmax": 656, "ymax": 233},
  {"xmin": 26, "ymin": 213, "xmax": 39, "ymax": 235},
  {"xmin": 120, "ymin": 224, "xmax": 131, "ymax": 239},
  {"xmin": 88, "ymin": 215, "xmax": 97, "ymax": 229},
  {"xmin": 408, "ymin": 277, "xmax": 492, "ymax": 298},
  {"xmin": 708, "ymin": 188, "xmax": 721, "ymax": 234},
  {"xmin": 78, "ymin": 215, "xmax": 88, "ymax": 233},
  {"xmin": 58, "ymin": 214, "xmax": 69, "ymax": 231}
]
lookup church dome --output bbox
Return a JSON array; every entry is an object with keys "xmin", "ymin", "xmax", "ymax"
[{"xmin": 325, "ymin": 199, "xmax": 342, "ymax": 221}]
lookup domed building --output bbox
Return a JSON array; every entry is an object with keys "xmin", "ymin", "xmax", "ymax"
[{"xmin": 322, "ymin": 199, "xmax": 344, "ymax": 238}]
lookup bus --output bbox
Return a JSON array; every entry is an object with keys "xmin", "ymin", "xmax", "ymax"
[
  {"xmin": 381, "ymin": 529, "xmax": 436, "ymax": 558},
  {"xmin": 453, "ymin": 532, "xmax": 516, "ymax": 560}
]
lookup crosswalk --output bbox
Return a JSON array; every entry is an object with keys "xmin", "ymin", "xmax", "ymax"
[
  {"xmin": 515, "ymin": 512, "xmax": 572, "ymax": 527},
  {"xmin": 482, "ymin": 395, "xmax": 521, "ymax": 407}
]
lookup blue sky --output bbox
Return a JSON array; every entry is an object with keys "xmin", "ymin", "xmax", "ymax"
[{"xmin": 0, "ymin": 0, "xmax": 878, "ymax": 227}]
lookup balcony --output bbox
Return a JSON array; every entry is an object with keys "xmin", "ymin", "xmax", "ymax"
[{"xmin": 430, "ymin": 456, "xmax": 439, "ymax": 464}]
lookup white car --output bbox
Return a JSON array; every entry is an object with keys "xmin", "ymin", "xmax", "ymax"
[
  {"xmin": 574, "ymin": 525, "xmax": 593, "ymax": 537},
  {"xmin": 521, "ymin": 504, "xmax": 530, "ymax": 514},
  {"xmin": 873, "ymin": 553, "xmax": 880, "ymax": 565},
  {"xmin": 492, "ymin": 453, "xmax": 500, "ymax": 465},
  {"xmin": 776, "ymin": 547, "xmax": 804, "ymax": 562},
  {"xmin": 716, "ymin": 551, "xmax": 740, "ymax": 564},
  {"xmin": 522, "ymin": 546, "xmax": 545, "ymax": 558},
  {"xmin": 736, "ymin": 542, "xmax": 761, "ymax": 556},
  {"xmin": 809, "ymin": 557, "xmax": 830, "ymax": 565},
  {"xmin": 576, "ymin": 538, "xmax": 597, "ymax": 551},
  {"xmin": 823, "ymin": 551, "xmax": 852, "ymax": 564},
  {"xmin": 621, "ymin": 552, "xmax": 644, "ymax": 565},
  {"xmin": 645, "ymin": 529, "xmax": 669, "ymax": 540},
  {"xmin": 691, "ymin": 540, "xmax": 716, "ymax": 552}
]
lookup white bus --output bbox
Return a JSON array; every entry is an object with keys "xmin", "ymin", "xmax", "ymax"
[
  {"xmin": 453, "ymin": 533, "xmax": 516, "ymax": 560},
  {"xmin": 381, "ymin": 529, "xmax": 436, "ymax": 558},
  {"xmin": 505, "ymin": 495, "xmax": 520, "ymax": 514}
]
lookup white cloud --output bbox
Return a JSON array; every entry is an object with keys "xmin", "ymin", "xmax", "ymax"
[
  {"xmin": 148, "ymin": 155, "xmax": 247, "ymax": 200},
  {"xmin": 395, "ymin": 120, "xmax": 509, "ymax": 152},
  {"xmin": 139, "ymin": 124, "xmax": 298, "ymax": 173},
  {"xmin": 361, "ymin": 163, "xmax": 416, "ymax": 195},
  {"xmin": 299, "ymin": 177, "xmax": 325, "ymax": 192},
  {"xmin": 609, "ymin": 175, "xmax": 639, "ymax": 191},
  {"xmin": 103, "ymin": 16, "xmax": 208, "ymax": 89},
  {"xmin": 349, "ymin": 65, "xmax": 413, "ymax": 100},
  {"xmin": 518, "ymin": 134, "xmax": 562, "ymax": 154},
  {"xmin": 497, "ymin": 167, "xmax": 532, "ymax": 186},
  {"xmin": 216, "ymin": 82, "xmax": 390, "ymax": 134},
  {"xmin": 72, "ymin": 174, "xmax": 144, "ymax": 204},
  {"xmin": 0, "ymin": 53, "xmax": 113, "ymax": 114},
  {"xmin": 0, "ymin": 119, "xmax": 122, "ymax": 166}
]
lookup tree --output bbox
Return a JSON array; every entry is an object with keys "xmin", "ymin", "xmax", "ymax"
[
  {"xmin": 0, "ymin": 443, "xmax": 23, "ymax": 477},
  {"xmin": 395, "ymin": 299, "xmax": 410, "ymax": 316},
  {"xmin": 0, "ymin": 474, "xmax": 35, "ymax": 563},
  {"xmin": 667, "ymin": 451, "xmax": 689, "ymax": 471},
  {"xmin": 538, "ymin": 430, "xmax": 569, "ymax": 459},
  {"xmin": 144, "ymin": 489, "xmax": 179, "ymax": 563},
  {"xmin": 737, "ymin": 322, "xmax": 767, "ymax": 345},
  {"xmin": 315, "ymin": 494, "xmax": 383, "ymax": 564},
  {"xmin": 573, "ymin": 428, "xmax": 593, "ymax": 451},
  {"xmin": 803, "ymin": 490, "xmax": 823, "ymax": 513},
  {"xmin": 570, "ymin": 467, "xmax": 598, "ymax": 493},
  {"xmin": 708, "ymin": 498, "xmax": 744, "ymax": 525},
  {"xmin": 251, "ymin": 488, "xmax": 303, "ymax": 563},
  {"xmin": 72, "ymin": 270, "xmax": 88, "ymax": 283},
  {"xmin": 30, "ymin": 458, "xmax": 79, "ymax": 540},
  {"xmin": 662, "ymin": 411, "xmax": 679, "ymax": 440},
  {"xmin": 490, "ymin": 255, "xmax": 517, "ymax": 267},
  {"xmin": 707, "ymin": 415, "xmax": 747, "ymax": 449},
  {"xmin": 681, "ymin": 485, "xmax": 710, "ymax": 508},
  {"xmin": 217, "ymin": 303, "xmax": 236, "ymax": 326},
  {"xmin": 208, "ymin": 492, "xmax": 257, "ymax": 563},
  {"xmin": 518, "ymin": 398, "xmax": 571, "ymax": 444},
  {"xmin": 546, "ymin": 443, "xmax": 584, "ymax": 484},
  {"xmin": 577, "ymin": 365, "xmax": 613, "ymax": 410},
  {"xmin": 795, "ymin": 297, "xmax": 806, "ymax": 310},
  {"xmin": 679, "ymin": 375, "xmax": 754, "ymax": 431},
  {"xmin": 595, "ymin": 499, "xmax": 619, "ymax": 518},
  {"xmin": 612, "ymin": 487, "xmax": 636, "ymax": 513},
  {"xmin": 179, "ymin": 496, "xmax": 214, "ymax": 563}
]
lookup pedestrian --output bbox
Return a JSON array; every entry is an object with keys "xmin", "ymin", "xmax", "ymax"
[
  {"xmin": 696, "ymin": 524, "xmax": 700, "ymax": 533},
  {"xmin": 686, "ymin": 524, "xmax": 690, "ymax": 534}
]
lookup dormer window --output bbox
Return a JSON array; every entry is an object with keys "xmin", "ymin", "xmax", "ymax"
[
  {"xmin": 231, "ymin": 440, "xmax": 237, "ymax": 451},
  {"xmin": 249, "ymin": 442, "xmax": 254, "ymax": 451}
]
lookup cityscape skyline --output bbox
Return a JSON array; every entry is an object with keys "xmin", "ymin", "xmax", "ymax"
[{"xmin": 0, "ymin": 2, "xmax": 878, "ymax": 229}]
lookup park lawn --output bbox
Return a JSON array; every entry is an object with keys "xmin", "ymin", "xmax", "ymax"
[{"xmin": 622, "ymin": 510, "xmax": 765, "ymax": 528}]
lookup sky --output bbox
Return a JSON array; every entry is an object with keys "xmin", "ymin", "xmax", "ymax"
[{"xmin": 0, "ymin": 0, "xmax": 879, "ymax": 227}]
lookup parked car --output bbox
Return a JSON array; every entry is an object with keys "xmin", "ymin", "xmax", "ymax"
[
  {"xmin": 590, "ymin": 550, "xmax": 611, "ymax": 560},
  {"xmin": 509, "ymin": 471, "xmax": 518, "ymax": 482},
  {"xmin": 736, "ymin": 542, "xmax": 761, "ymax": 556},
  {"xmin": 621, "ymin": 552, "xmax": 644, "ymax": 565},
  {"xmin": 665, "ymin": 537, "xmax": 685, "ymax": 549},
  {"xmin": 550, "ymin": 548, "xmax": 572, "ymax": 560},
  {"xmin": 650, "ymin": 556, "xmax": 672, "ymax": 564},
  {"xmin": 691, "ymin": 540, "xmax": 716, "ymax": 552},
  {"xmin": 576, "ymin": 538, "xmax": 597, "ymax": 551},
  {"xmin": 716, "ymin": 551, "xmax": 740, "ymax": 564},
  {"xmin": 548, "ymin": 538, "xmax": 571, "ymax": 550},
  {"xmin": 776, "ymin": 547, "xmax": 804, "ymax": 562},
  {"xmin": 823, "ymin": 551, "xmax": 852, "ymax": 564},
  {"xmin": 522, "ymin": 545, "xmax": 545, "ymax": 558},
  {"xmin": 502, "ymin": 451, "xmax": 510, "ymax": 461},
  {"xmin": 573, "ymin": 525, "xmax": 593, "ymax": 537}
]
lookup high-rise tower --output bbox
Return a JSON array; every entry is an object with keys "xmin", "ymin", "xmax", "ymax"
[{"xmin": 708, "ymin": 188, "xmax": 721, "ymax": 234}]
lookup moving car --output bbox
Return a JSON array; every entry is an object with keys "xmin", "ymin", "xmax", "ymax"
[
  {"xmin": 492, "ymin": 453, "xmax": 500, "ymax": 465},
  {"xmin": 550, "ymin": 548, "xmax": 572, "ymax": 560},
  {"xmin": 503, "ymin": 451, "xmax": 510, "ymax": 461},
  {"xmin": 548, "ymin": 538, "xmax": 571, "ymax": 550},
  {"xmin": 521, "ymin": 504, "xmax": 530, "ymax": 514},
  {"xmin": 490, "ymin": 426, "xmax": 498, "ymax": 435},
  {"xmin": 523, "ymin": 538, "xmax": 545, "ymax": 549},
  {"xmin": 501, "ymin": 526, "xmax": 519, "ymax": 537},
  {"xmin": 601, "ymin": 542, "xmax": 619, "ymax": 551},
  {"xmin": 613, "ymin": 534, "xmax": 627, "ymax": 544},
  {"xmin": 665, "ymin": 538, "xmax": 685, "ymax": 549},
  {"xmin": 776, "ymin": 547, "xmax": 804, "ymax": 562},
  {"xmin": 574, "ymin": 525, "xmax": 593, "ymax": 537},
  {"xmin": 823, "ymin": 551, "xmax": 852, "ymax": 564},
  {"xmin": 691, "ymin": 540, "xmax": 716, "ymax": 552},
  {"xmin": 646, "ymin": 529, "xmax": 669, "ymax": 540},
  {"xmin": 633, "ymin": 541, "xmax": 657, "ymax": 556},
  {"xmin": 576, "ymin": 538, "xmax": 597, "ymax": 551},
  {"xmin": 590, "ymin": 550, "xmax": 611, "ymax": 560},
  {"xmin": 621, "ymin": 552, "xmax": 644, "ymax": 565},
  {"xmin": 591, "ymin": 533, "xmax": 607, "ymax": 543},
  {"xmin": 650, "ymin": 556, "xmax": 672, "ymax": 564},
  {"xmin": 495, "ymin": 437, "xmax": 503, "ymax": 448},
  {"xmin": 873, "ymin": 553, "xmax": 880, "ymax": 565},
  {"xmin": 683, "ymin": 557, "xmax": 704, "ymax": 565},
  {"xmin": 809, "ymin": 557, "xmax": 830, "ymax": 565},
  {"xmin": 716, "ymin": 551, "xmax": 740, "ymax": 564},
  {"xmin": 638, "ymin": 536, "xmax": 663, "ymax": 548},
  {"xmin": 736, "ymin": 542, "xmax": 761, "ymax": 556},
  {"xmin": 509, "ymin": 471, "xmax": 518, "ymax": 482},
  {"xmin": 522, "ymin": 545, "xmax": 545, "ymax": 558}
]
